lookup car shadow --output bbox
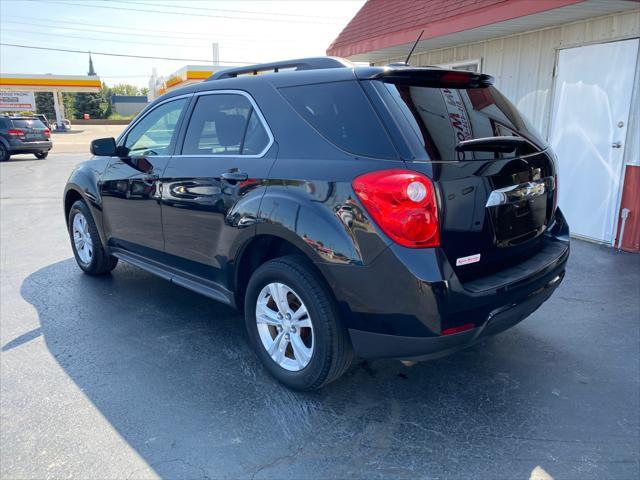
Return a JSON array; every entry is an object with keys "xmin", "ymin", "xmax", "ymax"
[{"xmin": 16, "ymin": 256, "xmax": 630, "ymax": 479}]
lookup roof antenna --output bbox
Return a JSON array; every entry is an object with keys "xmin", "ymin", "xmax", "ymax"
[{"xmin": 404, "ymin": 30, "xmax": 425, "ymax": 65}]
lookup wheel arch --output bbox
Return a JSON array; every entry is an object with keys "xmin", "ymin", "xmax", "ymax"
[
  {"xmin": 233, "ymin": 233, "xmax": 330, "ymax": 310},
  {"xmin": 64, "ymin": 188, "xmax": 85, "ymax": 224}
]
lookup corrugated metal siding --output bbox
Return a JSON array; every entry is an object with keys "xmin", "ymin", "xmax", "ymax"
[{"xmin": 380, "ymin": 10, "xmax": 640, "ymax": 140}]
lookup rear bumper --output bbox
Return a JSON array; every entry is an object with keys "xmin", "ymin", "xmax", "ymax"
[
  {"xmin": 349, "ymin": 268, "xmax": 563, "ymax": 360},
  {"xmin": 8, "ymin": 141, "xmax": 52, "ymax": 153},
  {"xmin": 318, "ymin": 209, "xmax": 570, "ymax": 360}
]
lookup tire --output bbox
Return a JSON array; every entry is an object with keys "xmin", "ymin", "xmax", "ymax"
[
  {"xmin": 68, "ymin": 199, "xmax": 118, "ymax": 275},
  {"xmin": 0, "ymin": 144, "xmax": 9, "ymax": 162},
  {"xmin": 35, "ymin": 151, "xmax": 48, "ymax": 159},
  {"xmin": 245, "ymin": 255, "xmax": 353, "ymax": 390}
]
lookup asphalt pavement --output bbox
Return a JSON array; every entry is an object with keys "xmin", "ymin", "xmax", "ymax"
[{"xmin": 1, "ymin": 148, "xmax": 638, "ymax": 479}]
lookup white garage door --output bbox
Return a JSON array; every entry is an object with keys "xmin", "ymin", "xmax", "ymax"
[{"xmin": 550, "ymin": 38, "xmax": 639, "ymax": 244}]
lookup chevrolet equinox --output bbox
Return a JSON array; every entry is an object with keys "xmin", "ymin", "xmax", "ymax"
[{"xmin": 64, "ymin": 58, "xmax": 569, "ymax": 390}]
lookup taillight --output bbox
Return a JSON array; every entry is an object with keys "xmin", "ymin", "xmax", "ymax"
[
  {"xmin": 352, "ymin": 169, "xmax": 439, "ymax": 248},
  {"xmin": 8, "ymin": 128, "xmax": 25, "ymax": 137},
  {"xmin": 44, "ymin": 128, "xmax": 51, "ymax": 138}
]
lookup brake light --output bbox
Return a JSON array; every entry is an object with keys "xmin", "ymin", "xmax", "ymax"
[
  {"xmin": 440, "ymin": 71, "xmax": 475, "ymax": 86},
  {"xmin": 352, "ymin": 169, "xmax": 439, "ymax": 248},
  {"xmin": 44, "ymin": 128, "xmax": 50, "ymax": 138},
  {"xmin": 8, "ymin": 128, "xmax": 25, "ymax": 137}
]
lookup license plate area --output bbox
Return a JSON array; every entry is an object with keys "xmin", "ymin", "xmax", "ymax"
[{"xmin": 488, "ymin": 178, "xmax": 551, "ymax": 247}]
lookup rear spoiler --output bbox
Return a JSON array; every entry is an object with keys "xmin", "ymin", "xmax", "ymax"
[{"xmin": 360, "ymin": 68, "xmax": 494, "ymax": 88}]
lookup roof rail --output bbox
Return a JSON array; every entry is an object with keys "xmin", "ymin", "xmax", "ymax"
[{"xmin": 207, "ymin": 57, "xmax": 353, "ymax": 81}]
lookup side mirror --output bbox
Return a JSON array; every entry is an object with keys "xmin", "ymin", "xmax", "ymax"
[{"xmin": 90, "ymin": 137, "xmax": 117, "ymax": 156}]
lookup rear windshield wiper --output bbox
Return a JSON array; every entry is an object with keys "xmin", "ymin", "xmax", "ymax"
[{"xmin": 455, "ymin": 136, "xmax": 529, "ymax": 153}]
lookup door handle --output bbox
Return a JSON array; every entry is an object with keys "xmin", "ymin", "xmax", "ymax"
[
  {"xmin": 612, "ymin": 141, "xmax": 622, "ymax": 149},
  {"xmin": 221, "ymin": 171, "xmax": 248, "ymax": 182}
]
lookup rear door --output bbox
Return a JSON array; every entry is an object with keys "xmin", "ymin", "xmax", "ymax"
[
  {"xmin": 369, "ymin": 77, "xmax": 558, "ymax": 282},
  {"xmin": 160, "ymin": 91, "xmax": 275, "ymax": 285}
]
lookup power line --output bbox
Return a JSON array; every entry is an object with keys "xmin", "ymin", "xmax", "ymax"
[
  {"xmin": 1, "ymin": 14, "xmax": 231, "ymax": 38},
  {"xmin": 0, "ymin": 42, "xmax": 255, "ymax": 64},
  {"xmin": 106, "ymin": 0, "xmax": 342, "ymax": 20},
  {"xmin": 1, "ymin": 19, "xmax": 291, "ymax": 44},
  {"xmin": 0, "ymin": 27, "xmax": 209, "ymax": 48},
  {"xmin": 2, "ymin": 19, "xmax": 210, "ymax": 41},
  {"xmin": 27, "ymin": 0, "xmax": 341, "ymax": 25}
]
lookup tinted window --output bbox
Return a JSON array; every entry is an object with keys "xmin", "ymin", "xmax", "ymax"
[
  {"xmin": 182, "ymin": 94, "xmax": 269, "ymax": 156},
  {"xmin": 0, "ymin": 119, "xmax": 7, "ymax": 129},
  {"xmin": 280, "ymin": 81, "xmax": 397, "ymax": 159},
  {"xmin": 11, "ymin": 119, "xmax": 46, "ymax": 129},
  {"xmin": 125, "ymin": 98, "xmax": 187, "ymax": 156},
  {"xmin": 379, "ymin": 82, "xmax": 547, "ymax": 160}
]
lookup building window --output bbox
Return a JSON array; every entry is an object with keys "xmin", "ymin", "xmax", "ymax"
[{"xmin": 436, "ymin": 59, "xmax": 482, "ymax": 73}]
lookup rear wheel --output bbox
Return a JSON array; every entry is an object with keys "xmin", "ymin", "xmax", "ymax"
[
  {"xmin": 0, "ymin": 144, "xmax": 9, "ymax": 162},
  {"xmin": 68, "ymin": 199, "xmax": 118, "ymax": 275},
  {"xmin": 35, "ymin": 151, "xmax": 48, "ymax": 159},
  {"xmin": 245, "ymin": 255, "xmax": 353, "ymax": 390}
]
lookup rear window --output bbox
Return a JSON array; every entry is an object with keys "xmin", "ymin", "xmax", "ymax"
[
  {"xmin": 377, "ymin": 82, "xmax": 547, "ymax": 161},
  {"xmin": 280, "ymin": 81, "xmax": 397, "ymax": 159},
  {"xmin": 11, "ymin": 119, "xmax": 46, "ymax": 129}
]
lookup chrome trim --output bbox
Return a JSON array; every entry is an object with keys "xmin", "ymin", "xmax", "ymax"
[
  {"xmin": 485, "ymin": 177, "xmax": 547, "ymax": 207},
  {"xmin": 171, "ymin": 89, "xmax": 274, "ymax": 159},
  {"xmin": 116, "ymin": 93, "xmax": 194, "ymax": 145}
]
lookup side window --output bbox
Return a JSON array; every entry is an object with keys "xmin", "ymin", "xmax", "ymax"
[
  {"xmin": 280, "ymin": 81, "xmax": 397, "ymax": 159},
  {"xmin": 182, "ymin": 94, "xmax": 270, "ymax": 156},
  {"xmin": 0, "ymin": 119, "xmax": 7, "ymax": 129},
  {"xmin": 124, "ymin": 98, "xmax": 187, "ymax": 157}
]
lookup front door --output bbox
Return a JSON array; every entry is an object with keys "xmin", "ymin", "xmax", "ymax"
[
  {"xmin": 550, "ymin": 38, "xmax": 639, "ymax": 243},
  {"xmin": 161, "ymin": 91, "xmax": 275, "ymax": 286},
  {"xmin": 101, "ymin": 97, "xmax": 189, "ymax": 255}
]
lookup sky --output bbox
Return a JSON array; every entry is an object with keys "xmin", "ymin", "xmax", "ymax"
[{"xmin": 0, "ymin": 0, "xmax": 365, "ymax": 87}]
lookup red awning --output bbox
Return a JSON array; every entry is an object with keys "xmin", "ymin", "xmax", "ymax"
[{"xmin": 327, "ymin": 0, "xmax": 584, "ymax": 59}]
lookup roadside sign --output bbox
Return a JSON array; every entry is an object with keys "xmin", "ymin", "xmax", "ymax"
[{"xmin": 0, "ymin": 91, "xmax": 36, "ymax": 111}]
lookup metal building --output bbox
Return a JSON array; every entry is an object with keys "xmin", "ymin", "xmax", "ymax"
[{"xmin": 328, "ymin": 0, "xmax": 640, "ymax": 252}]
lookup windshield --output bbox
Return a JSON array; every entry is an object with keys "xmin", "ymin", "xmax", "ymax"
[{"xmin": 376, "ymin": 82, "xmax": 547, "ymax": 161}]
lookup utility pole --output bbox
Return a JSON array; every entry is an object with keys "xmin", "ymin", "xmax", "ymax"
[{"xmin": 212, "ymin": 43, "xmax": 219, "ymax": 66}]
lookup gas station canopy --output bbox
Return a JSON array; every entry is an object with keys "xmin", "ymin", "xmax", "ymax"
[
  {"xmin": 0, "ymin": 73, "xmax": 102, "ymax": 92},
  {"xmin": 0, "ymin": 74, "xmax": 102, "ymax": 129}
]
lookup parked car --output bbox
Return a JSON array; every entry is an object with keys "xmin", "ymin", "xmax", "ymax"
[
  {"xmin": 34, "ymin": 113, "xmax": 50, "ymax": 129},
  {"xmin": 63, "ymin": 57, "xmax": 569, "ymax": 390},
  {"xmin": 0, "ymin": 116, "xmax": 52, "ymax": 161}
]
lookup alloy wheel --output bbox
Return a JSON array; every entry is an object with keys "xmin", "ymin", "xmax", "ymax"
[
  {"xmin": 255, "ymin": 282, "xmax": 314, "ymax": 371},
  {"xmin": 72, "ymin": 212, "xmax": 93, "ymax": 265}
]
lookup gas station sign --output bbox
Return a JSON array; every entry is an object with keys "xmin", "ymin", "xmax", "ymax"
[{"xmin": 0, "ymin": 91, "xmax": 36, "ymax": 111}]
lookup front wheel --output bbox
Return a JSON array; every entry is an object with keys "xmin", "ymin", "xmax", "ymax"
[
  {"xmin": 68, "ymin": 199, "xmax": 118, "ymax": 275},
  {"xmin": 35, "ymin": 151, "xmax": 48, "ymax": 159},
  {"xmin": 245, "ymin": 255, "xmax": 353, "ymax": 390}
]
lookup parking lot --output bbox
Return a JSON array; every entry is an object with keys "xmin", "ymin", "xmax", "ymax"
[{"xmin": 1, "ymin": 131, "xmax": 639, "ymax": 479}]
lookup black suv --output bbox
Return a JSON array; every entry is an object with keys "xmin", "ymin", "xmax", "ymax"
[
  {"xmin": 0, "ymin": 116, "xmax": 52, "ymax": 161},
  {"xmin": 64, "ymin": 58, "xmax": 569, "ymax": 390}
]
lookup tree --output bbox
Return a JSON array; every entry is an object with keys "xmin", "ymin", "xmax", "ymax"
[
  {"xmin": 73, "ymin": 92, "xmax": 104, "ymax": 119},
  {"xmin": 35, "ymin": 92, "xmax": 55, "ymax": 120},
  {"xmin": 109, "ymin": 83, "xmax": 145, "ymax": 96},
  {"xmin": 63, "ymin": 93, "xmax": 76, "ymax": 119}
]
